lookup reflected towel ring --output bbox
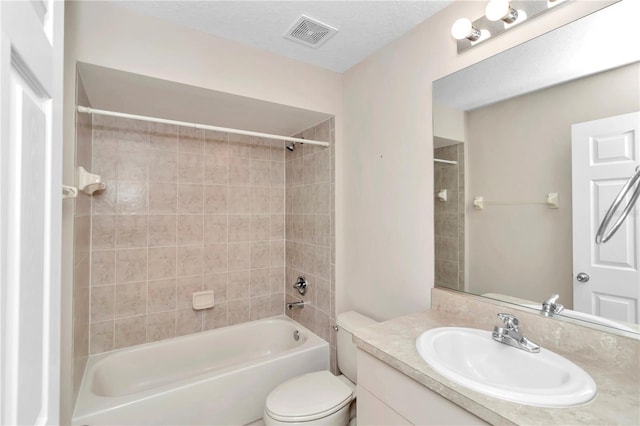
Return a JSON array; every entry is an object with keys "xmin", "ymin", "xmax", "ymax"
[{"xmin": 595, "ymin": 165, "xmax": 640, "ymax": 244}]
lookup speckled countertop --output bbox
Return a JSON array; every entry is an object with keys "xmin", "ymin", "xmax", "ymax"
[{"xmin": 353, "ymin": 308, "xmax": 640, "ymax": 426}]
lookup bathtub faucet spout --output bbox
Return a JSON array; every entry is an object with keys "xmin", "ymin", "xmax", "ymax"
[{"xmin": 287, "ymin": 300, "xmax": 305, "ymax": 310}]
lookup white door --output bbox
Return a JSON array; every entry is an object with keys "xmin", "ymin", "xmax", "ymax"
[
  {"xmin": 572, "ymin": 112, "xmax": 640, "ymax": 325},
  {"xmin": 0, "ymin": 1, "xmax": 64, "ymax": 424}
]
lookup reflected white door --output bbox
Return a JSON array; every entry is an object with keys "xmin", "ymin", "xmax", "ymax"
[
  {"xmin": 0, "ymin": 1, "xmax": 64, "ymax": 424},
  {"xmin": 572, "ymin": 112, "xmax": 640, "ymax": 324}
]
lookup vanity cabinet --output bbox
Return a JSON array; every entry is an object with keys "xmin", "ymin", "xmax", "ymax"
[{"xmin": 357, "ymin": 350, "xmax": 487, "ymax": 426}]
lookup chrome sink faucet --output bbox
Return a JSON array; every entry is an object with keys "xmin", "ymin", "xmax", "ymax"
[
  {"xmin": 492, "ymin": 313, "xmax": 540, "ymax": 353},
  {"xmin": 541, "ymin": 294, "xmax": 564, "ymax": 317}
]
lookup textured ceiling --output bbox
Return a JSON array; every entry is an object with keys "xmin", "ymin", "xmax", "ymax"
[{"xmin": 111, "ymin": 1, "xmax": 452, "ymax": 72}]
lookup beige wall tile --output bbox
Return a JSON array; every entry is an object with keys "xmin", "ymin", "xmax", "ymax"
[
  {"xmin": 116, "ymin": 181, "xmax": 148, "ymax": 215},
  {"xmin": 116, "ymin": 248, "xmax": 147, "ymax": 284},
  {"xmin": 270, "ymin": 188, "xmax": 285, "ymax": 214},
  {"xmin": 114, "ymin": 316, "xmax": 146, "ymax": 349},
  {"xmin": 148, "ymin": 183, "xmax": 177, "ymax": 214},
  {"xmin": 203, "ymin": 303, "xmax": 227, "ymax": 330},
  {"xmin": 177, "ymin": 214, "xmax": 203, "ymax": 246},
  {"xmin": 178, "ymin": 152, "xmax": 204, "ymax": 184},
  {"xmin": 115, "ymin": 282, "xmax": 147, "ymax": 318},
  {"xmin": 91, "ymin": 250, "xmax": 115, "ymax": 286},
  {"xmin": 203, "ymin": 215, "xmax": 227, "ymax": 243},
  {"xmin": 227, "ymin": 270, "xmax": 250, "ymax": 301},
  {"xmin": 229, "ymin": 157, "xmax": 250, "ymax": 186},
  {"xmin": 250, "ymin": 160, "xmax": 270, "ymax": 187},
  {"xmin": 116, "ymin": 215, "xmax": 148, "ymax": 248},
  {"xmin": 227, "ymin": 299, "xmax": 250, "ymax": 325},
  {"xmin": 148, "ymin": 278, "xmax": 176, "ymax": 313},
  {"xmin": 90, "ymin": 285, "xmax": 114, "ymax": 322},
  {"xmin": 177, "ymin": 245, "xmax": 203, "ymax": 277},
  {"xmin": 177, "ymin": 276, "xmax": 203, "ymax": 308},
  {"xmin": 251, "ymin": 187, "xmax": 270, "ymax": 214},
  {"xmin": 227, "ymin": 186, "xmax": 251, "ymax": 214},
  {"xmin": 250, "ymin": 268, "xmax": 270, "ymax": 297},
  {"xmin": 149, "ymin": 150, "xmax": 178, "ymax": 183},
  {"xmin": 251, "ymin": 138, "xmax": 271, "ymax": 161},
  {"xmin": 270, "ymin": 214, "xmax": 285, "ymax": 240},
  {"xmin": 205, "ymin": 130, "xmax": 228, "ymax": 156},
  {"xmin": 148, "ymin": 215, "xmax": 177, "ymax": 246},
  {"xmin": 270, "ymin": 241, "xmax": 285, "ymax": 268},
  {"xmin": 149, "ymin": 122, "xmax": 178, "ymax": 152},
  {"xmin": 92, "ymin": 140, "xmax": 118, "ymax": 180},
  {"xmin": 176, "ymin": 308, "xmax": 202, "ymax": 336},
  {"xmin": 203, "ymin": 244, "xmax": 227, "ymax": 274},
  {"xmin": 204, "ymin": 185, "xmax": 228, "ymax": 214},
  {"xmin": 271, "ymin": 141, "xmax": 285, "ymax": 162},
  {"xmin": 91, "ymin": 215, "xmax": 115, "ymax": 250},
  {"xmin": 250, "ymin": 242, "xmax": 270, "ymax": 269},
  {"xmin": 90, "ymin": 321, "xmax": 114, "ymax": 354},
  {"xmin": 204, "ymin": 155, "xmax": 228, "ymax": 185},
  {"xmin": 146, "ymin": 311, "xmax": 176, "ymax": 342},
  {"xmin": 270, "ymin": 267, "xmax": 285, "ymax": 294},
  {"xmin": 228, "ymin": 134, "xmax": 252, "ymax": 158},
  {"xmin": 228, "ymin": 243, "xmax": 251, "ymax": 271},
  {"xmin": 303, "ymin": 215, "xmax": 316, "ymax": 244},
  {"xmin": 92, "ymin": 180, "xmax": 117, "ymax": 215},
  {"xmin": 270, "ymin": 293, "xmax": 284, "ymax": 317},
  {"xmin": 203, "ymin": 273, "xmax": 227, "ymax": 303},
  {"xmin": 250, "ymin": 295, "xmax": 270, "ymax": 321},
  {"xmin": 251, "ymin": 215, "xmax": 270, "ymax": 241},
  {"xmin": 178, "ymin": 127, "xmax": 204, "ymax": 154},
  {"xmin": 118, "ymin": 148, "xmax": 148, "ymax": 182},
  {"xmin": 228, "ymin": 215, "xmax": 252, "ymax": 242},
  {"xmin": 177, "ymin": 184, "xmax": 203, "ymax": 214},
  {"xmin": 148, "ymin": 247, "xmax": 176, "ymax": 280}
]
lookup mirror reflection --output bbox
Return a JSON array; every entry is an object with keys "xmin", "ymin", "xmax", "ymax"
[{"xmin": 433, "ymin": 3, "xmax": 640, "ymax": 334}]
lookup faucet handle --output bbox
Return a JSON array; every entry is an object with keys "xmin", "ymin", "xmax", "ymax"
[
  {"xmin": 541, "ymin": 294, "xmax": 564, "ymax": 316},
  {"xmin": 497, "ymin": 313, "xmax": 519, "ymax": 330}
]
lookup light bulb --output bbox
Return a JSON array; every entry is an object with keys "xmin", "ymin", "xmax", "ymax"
[
  {"xmin": 485, "ymin": 0, "xmax": 518, "ymax": 23},
  {"xmin": 451, "ymin": 18, "xmax": 480, "ymax": 41}
]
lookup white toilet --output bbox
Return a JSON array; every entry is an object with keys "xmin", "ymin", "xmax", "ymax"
[{"xmin": 263, "ymin": 311, "xmax": 377, "ymax": 426}]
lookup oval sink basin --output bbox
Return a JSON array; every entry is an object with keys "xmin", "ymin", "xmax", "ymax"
[{"xmin": 416, "ymin": 327, "xmax": 597, "ymax": 407}]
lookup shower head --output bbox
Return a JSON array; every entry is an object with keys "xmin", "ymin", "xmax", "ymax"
[{"xmin": 286, "ymin": 142, "xmax": 296, "ymax": 152}]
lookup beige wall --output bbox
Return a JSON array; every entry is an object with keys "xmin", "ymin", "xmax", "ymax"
[
  {"xmin": 340, "ymin": 0, "xmax": 616, "ymax": 320},
  {"xmin": 466, "ymin": 62, "xmax": 640, "ymax": 306}
]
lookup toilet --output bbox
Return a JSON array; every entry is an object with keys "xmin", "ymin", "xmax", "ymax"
[{"xmin": 263, "ymin": 311, "xmax": 377, "ymax": 426}]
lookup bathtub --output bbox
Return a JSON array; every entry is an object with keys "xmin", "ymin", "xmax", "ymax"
[{"xmin": 72, "ymin": 316, "xmax": 329, "ymax": 425}]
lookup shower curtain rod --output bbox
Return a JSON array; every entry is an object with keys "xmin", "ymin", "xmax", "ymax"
[
  {"xmin": 434, "ymin": 158, "xmax": 458, "ymax": 165},
  {"xmin": 76, "ymin": 106, "xmax": 330, "ymax": 147}
]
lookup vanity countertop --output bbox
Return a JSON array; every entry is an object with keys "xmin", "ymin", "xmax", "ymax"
[{"xmin": 353, "ymin": 309, "xmax": 640, "ymax": 426}]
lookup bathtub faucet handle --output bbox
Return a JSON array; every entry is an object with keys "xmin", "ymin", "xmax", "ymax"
[{"xmin": 293, "ymin": 276, "xmax": 307, "ymax": 295}]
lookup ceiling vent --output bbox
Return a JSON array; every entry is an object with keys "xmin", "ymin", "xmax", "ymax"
[{"xmin": 283, "ymin": 15, "xmax": 338, "ymax": 49}]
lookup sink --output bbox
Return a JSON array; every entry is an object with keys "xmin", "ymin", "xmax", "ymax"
[{"xmin": 416, "ymin": 327, "xmax": 597, "ymax": 407}]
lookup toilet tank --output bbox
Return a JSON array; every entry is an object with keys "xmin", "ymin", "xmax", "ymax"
[{"xmin": 336, "ymin": 311, "xmax": 377, "ymax": 383}]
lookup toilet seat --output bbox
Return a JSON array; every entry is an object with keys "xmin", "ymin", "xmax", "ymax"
[{"xmin": 265, "ymin": 371, "xmax": 354, "ymax": 422}]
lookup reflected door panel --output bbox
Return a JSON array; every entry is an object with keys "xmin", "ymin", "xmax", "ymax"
[{"xmin": 572, "ymin": 112, "xmax": 640, "ymax": 324}]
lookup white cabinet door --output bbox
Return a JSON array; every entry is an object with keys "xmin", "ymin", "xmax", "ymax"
[
  {"xmin": 572, "ymin": 112, "xmax": 640, "ymax": 324},
  {"xmin": 0, "ymin": 1, "xmax": 64, "ymax": 424}
]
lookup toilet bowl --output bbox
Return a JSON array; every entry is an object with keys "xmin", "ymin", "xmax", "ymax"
[{"xmin": 263, "ymin": 312, "xmax": 376, "ymax": 426}]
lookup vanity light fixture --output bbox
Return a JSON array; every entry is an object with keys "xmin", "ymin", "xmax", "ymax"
[
  {"xmin": 451, "ymin": 18, "xmax": 481, "ymax": 41},
  {"xmin": 451, "ymin": 0, "xmax": 569, "ymax": 53},
  {"xmin": 485, "ymin": 0, "xmax": 518, "ymax": 23}
]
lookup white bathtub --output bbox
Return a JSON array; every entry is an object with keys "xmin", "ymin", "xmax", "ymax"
[{"xmin": 72, "ymin": 316, "xmax": 329, "ymax": 425}]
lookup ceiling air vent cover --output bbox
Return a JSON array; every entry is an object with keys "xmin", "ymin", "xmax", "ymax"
[{"xmin": 284, "ymin": 15, "xmax": 338, "ymax": 49}]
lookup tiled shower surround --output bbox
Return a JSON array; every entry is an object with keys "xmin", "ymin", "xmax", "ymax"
[
  {"xmin": 284, "ymin": 120, "xmax": 336, "ymax": 372},
  {"xmin": 434, "ymin": 143, "xmax": 465, "ymax": 291},
  {"xmin": 86, "ymin": 114, "xmax": 335, "ymax": 355}
]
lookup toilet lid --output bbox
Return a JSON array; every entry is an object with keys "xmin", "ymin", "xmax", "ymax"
[{"xmin": 265, "ymin": 371, "xmax": 354, "ymax": 422}]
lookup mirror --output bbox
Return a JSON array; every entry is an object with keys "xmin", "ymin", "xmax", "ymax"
[{"xmin": 433, "ymin": 1, "xmax": 640, "ymax": 334}]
